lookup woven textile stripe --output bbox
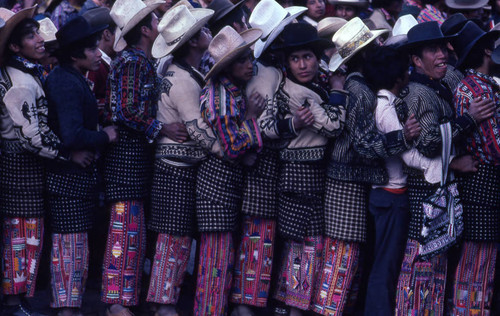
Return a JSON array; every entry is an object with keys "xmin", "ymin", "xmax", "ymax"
[
  {"xmin": 451, "ymin": 242, "xmax": 496, "ymax": 315},
  {"xmin": 395, "ymin": 239, "xmax": 447, "ymax": 316},
  {"xmin": 50, "ymin": 233, "xmax": 89, "ymax": 308},
  {"xmin": 101, "ymin": 200, "xmax": 146, "ymax": 306},
  {"xmin": 311, "ymin": 238, "xmax": 360, "ymax": 316},
  {"xmin": 194, "ymin": 232, "xmax": 234, "ymax": 316},
  {"xmin": 1, "ymin": 217, "xmax": 43, "ymax": 297},
  {"xmin": 231, "ymin": 217, "xmax": 276, "ymax": 307},
  {"xmin": 147, "ymin": 234, "xmax": 192, "ymax": 304},
  {"xmin": 274, "ymin": 236, "xmax": 323, "ymax": 310}
]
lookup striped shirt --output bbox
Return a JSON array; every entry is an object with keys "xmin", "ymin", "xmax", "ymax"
[
  {"xmin": 200, "ymin": 75, "xmax": 263, "ymax": 159},
  {"xmin": 454, "ymin": 69, "xmax": 500, "ymax": 165},
  {"xmin": 417, "ymin": 4, "xmax": 446, "ymax": 25}
]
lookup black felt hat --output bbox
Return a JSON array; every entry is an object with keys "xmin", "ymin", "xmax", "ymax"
[
  {"xmin": 56, "ymin": 16, "xmax": 107, "ymax": 48},
  {"xmin": 453, "ymin": 21, "xmax": 500, "ymax": 67},
  {"xmin": 401, "ymin": 21, "xmax": 454, "ymax": 51},
  {"xmin": 441, "ymin": 13, "xmax": 467, "ymax": 36},
  {"xmin": 277, "ymin": 22, "xmax": 333, "ymax": 53}
]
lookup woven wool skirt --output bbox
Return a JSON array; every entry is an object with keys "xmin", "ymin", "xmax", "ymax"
[
  {"xmin": 406, "ymin": 171, "xmax": 439, "ymax": 240},
  {"xmin": 323, "ymin": 178, "xmax": 368, "ymax": 242},
  {"xmin": 150, "ymin": 159, "xmax": 197, "ymax": 235},
  {"xmin": 241, "ymin": 147, "xmax": 280, "ymax": 218},
  {"xmin": 458, "ymin": 163, "xmax": 500, "ymax": 242},
  {"xmin": 0, "ymin": 147, "xmax": 45, "ymax": 218}
]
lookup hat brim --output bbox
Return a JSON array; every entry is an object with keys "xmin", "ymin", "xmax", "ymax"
[
  {"xmin": 445, "ymin": 0, "xmax": 488, "ymax": 9},
  {"xmin": 211, "ymin": 0, "xmax": 244, "ymax": 23},
  {"xmin": 113, "ymin": 0, "xmax": 164, "ymax": 52},
  {"xmin": 384, "ymin": 34, "xmax": 407, "ymax": 47},
  {"xmin": 318, "ymin": 21, "xmax": 347, "ymax": 38},
  {"xmin": 457, "ymin": 30, "xmax": 500, "ymax": 68},
  {"xmin": 399, "ymin": 34, "xmax": 455, "ymax": 52},
  {"xmin": 253, "ymin": 6, "xmax": 307, "ymax": 58},
  {"xmin": 491, "ymin": 44, "xmax": 500, "ymax": 64},
  {"xmin": 0, "ymin": 6, "xmax": 36, "ymax": 64},
  {"xmin": 205, "ymin": 28, "xmax": 262, "ymax": 80},
  {"xmin": 329, "ymin": 28, "xmax": 388, "ymax": 72},
  {"xmin": 59, "ymin": 23, "xmax": 108, "ymax": 48},
  {"xmin": 152, "ymin": 9, "xmax": 213, "ymax": 59}
]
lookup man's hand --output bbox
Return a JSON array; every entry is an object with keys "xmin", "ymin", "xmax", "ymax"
[
  {"xmin": 246, "ymin": 92, "xmax": 266, "ymax": 119},
  {"xmin": 71, "ymin": 150, "xmax": 95, "ymax": 168},
  {"xmin": 161, "ymin": 122, "xmax": 189, "ymax": 143},
  {"xmin": 450, "ymin": 155, "xmax": 479, "ymax": 173},
  {"xmin": 103, "ymin": 126, "xmax": 119, "ymax": 143},
  {"xmin": 468, "ymin": 96, "xmax": 495, "ymax": 124},
  {"xmin": 292, "ymin": 106, "xmax": 315, "ymax": 130},
  {"xmin": 403, "ymin": 114, "xmax": 421, "ymax": 141}
]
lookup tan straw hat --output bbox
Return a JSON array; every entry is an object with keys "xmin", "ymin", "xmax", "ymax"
[
  {"xmin": 151, "ymin": 5, "xmax": 213, "ymax": 59},
  {"xmin": 249, "ymin": 0, "xmax": 306, "ymax": 58},
  {"xmin": 38, "ymin": 17, "xmax": 57, "ymax": 42},
  {"xmin": 329, "ymin": 17, "xmax": 389, "ymax": 72},
  {"xmin": 110, "ymin": 0, "xmax": 164, "ymax": 51},
  {"xmin": 317, "ymin": 17, "xmax": 347, "ymax": 38},
  {"xmin": 0, "ymin": 6, "xmax": 36, "ymax": 63},
  {"xmin": 205, "ymin": 26, "xmax": 262, "ymax": 80}
]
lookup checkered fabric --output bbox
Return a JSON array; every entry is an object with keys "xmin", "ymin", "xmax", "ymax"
[
  {"xmin": 150, "ymin": 160, "xmax": 197, "ymax": 235},
  {"xmin": 324, "ymin": 178, "xmax": 368, "ymax": 242},
  {"xmin": 46, "ymin": 168, "xmax": 98, "ymax": 233},
  {"xmin": 241, "ymin": 148, "xmax": 280, "ymax": 218},
  {"xmin": 196, "ymin": 156, "xmax": 244, "ymax": 233},
  {"xmin": 0, "ymin": 149, "xmax": 45, "ymax": 218},
  {"xmin": 277, "ymin": 161, "xmax": 325, "ymax": 241},
  {"xmin": 103, "ymin": 129, "xmax": 155, "ymax": 202},
  {"xmin": 458, "ymin": 164, "xmax": 500, "ymax": 242}
]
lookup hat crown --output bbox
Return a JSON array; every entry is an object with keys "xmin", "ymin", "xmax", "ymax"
[
  {"xmin": 209, "ymin": 26, "xmax": 247, "ymax": 63},
  {"xmin": 158, "ymin": 5, "xmax": 197, "ymax": 43},
  {"xmin": 333, "ymin": 17, "xmax": 373, "ymax": 58},
  {"xmin": 0, "ymin": 8, "xmax": 15, "ymax": 22},
  {"xmin": 110, "ymin": 0, "xmax": 147, "ymax": 28},
  {"xmin": 441, "ymin": 13, "xmax": 467, "ymax": 36},
  {"xmin": 249, "ymin": 0, "xmax": 288, "ymax": 38},
  {"xmin": 38, "ymin": 18, "xmax": 57, "ymax": 42},
  {"xmin": 392, "ymin": 14, "xmax": 417, "ymax": 37},
  {"xmin": 317, "ymin": 17, "xmax": 346, "ymax": 37},
  {"xmin": 407, "ymin": 21, "xmax": 445, "ymax": 46},
  {"xmin": 454, "ymin": 21, "xmax": 486, "ymax": 58}
]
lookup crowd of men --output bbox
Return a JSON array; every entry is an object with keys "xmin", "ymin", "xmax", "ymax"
[{"xmin": 0, "ymin": 0, "xmax": 499, "ymax": 315}]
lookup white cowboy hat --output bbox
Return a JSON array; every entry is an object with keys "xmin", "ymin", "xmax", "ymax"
[
  {"xmin": 205, "ymin": 26, "xmax": 262, "ymax": 80},
  {"xmin": 249, "ymin": 0, "xmax": 306, "ymax": 58},
  {"xmin": 110, "ymin": 0, "xmax": 164, "ymax": 52},
  {"xmin": 38, "ymin": 17, "xmax": 57, "ymax": 42},
  {"xmin": 384, "ymin": 14, "xmax": 417, "ymax": 46},
  {"xmin": 0, "ymin": 6, "xmax": 36, "ymax": 63},
  {"xmin": 317, "ymin": 17, "xmax": 347, "ymax": 38},
  {"xmin": 152, "ymin": 5, "xmax": 213, "ymax": 59},
  {"xmin": 329, "ymin": 17, "xmax": 389, "ymax": 72}
]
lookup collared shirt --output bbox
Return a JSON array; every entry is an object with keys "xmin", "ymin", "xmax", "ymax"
[
  {"xmin": 455, "ymin": 69, "xmax": 500, "ymax": 165},
  {"xmin": 417, "ymin": 4, "xmax": 446, "ymax": 25},
  {"xmin": 105, "ymin": 47, "xmax": 162, "ymax": 142},
  {"xmin": 100, "ymin": 49, "xmax": 112, "ymax": 67},
  {"xmin": 200, "ymin": 75, "xmax": 263, "ymax": 159},
  {"xmin": 50, "ymin": 0, "xmax": 79, "ymax": 29}
]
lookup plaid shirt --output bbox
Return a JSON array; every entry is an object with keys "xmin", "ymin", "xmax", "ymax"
[
  {"xmin": 417, "ymin": 4, "xmax": 446, "ymax": 25},
  {"xmin": 200, "ymin": 75, "xmax": 262, "ymax": 159},
  {"xmin": 105, "ymin": 47, "xmax": 162, "ymax": 142},
  {"xmin": 454, "ymin": 69, "xmax": 500, "ymax": 165}
]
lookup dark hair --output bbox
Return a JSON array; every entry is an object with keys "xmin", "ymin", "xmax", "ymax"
[
  {"xmin": 171, "ymin": 29, "xmax": 201, "ymax": 60},
  {"xmin": 460, "ymin": 36, "xmax": 495, "ymax": 71},
  {"xmin": 363, "ymin": 45, "xmax": 409, "ymax": 91},
  {"xmin": 210, "ymin": 8, "xmax": 246, "ymax": 35},
  {"xmin": 123, "ymin": 13, "xmax": 153, "ymax": 46},
  {"xmin": 372, "ymin": 0, "xmax": 401, "ymax": 8},
  {"xmin": 56, "ymin": 33, "xmax": 100, "ymax": 65},
  {"xmin": 284, "ymin": 44, "xmax": 322, "ymax": 61},
  {"xmin": 106, "ymin": 20, "xmax": 117, "ymax": 34},
  {"xmin": 7, "ymin": 18, "xmax": 40, "ymax": 48}
]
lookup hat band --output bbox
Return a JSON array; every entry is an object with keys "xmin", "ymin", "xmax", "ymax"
[
  {"xmin": 167, "ymin": 34, "xmax": 183, "ymax": 46},
  {"xmin": 338, "ymin": 31, "xmax": 371, "ymax": 59}
]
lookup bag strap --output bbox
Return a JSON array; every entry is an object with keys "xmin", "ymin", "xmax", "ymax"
[{"xmin": 439, "ymin": 122, "xmax": 452, "ymax": 185}]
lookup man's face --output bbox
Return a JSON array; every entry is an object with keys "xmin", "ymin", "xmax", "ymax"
[
  {"xmin": 227, "ymin": 49, "xmax": 254, "ymax": 84},
  {"xmin": 413, "ymin": 42, "xmax": 449, "ymax": 80},
  {"xmin": 197, "ymin": 27, "xmax": 212, "ymax": 51},
  {"xmin": 74, "ymin": 42, "xmax": 102, "ymax": 72},
  {"xmin": 306, "ymin": 0, "xmax": 325, "ymax": 20},
  {"xmin": 334, "ymin": 5, "xmax": 357, "ymax": 20},
  {"xmin": 287, "ymin": 48, "xmax": 318, "ymax": 84},
  {"xmin": 12, "ymin": 27, "xmax": 45, "ymax": 62},
  {"xmin": 149, "ymin": 13, "xmax": 159, "ymax": 42}
]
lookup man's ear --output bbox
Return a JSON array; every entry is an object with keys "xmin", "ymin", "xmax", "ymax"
[
  {"xmin": 411, "ymin": 54, "xmax": 422, "ymax": 69},
  {"xmin": 485, "ymin": 48, "xmax": 492, "ymax": 57},
  {"xmin": 8, "ymin": 43, "xmax": 21, "ymax": 54},
  {"xmin": 102, "ymin": 29, "xmax": 111, "ymax": 41}
]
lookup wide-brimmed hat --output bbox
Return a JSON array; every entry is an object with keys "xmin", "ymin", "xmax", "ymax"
[
  {"xmin": 151, "ymin": 5, "xmax": 213, "ymax": 59},
  {"xmin": 278, "ymin": 22, "xmax": 332, "ymax": 53},
  {"xmin": 441, "ymin": 13, "xmax": 467, "ymax": 36},
  {"xmin": 445, "ymin": 0, "xmax": 488, "ymax": 10},
  {"xmin": 328, "ymin": 0, "xmax": 369, "ymax": 7},
  {"xmin": 110, "ymin": 0, "xmax": 164, "ymax": 52},
  {"xmin": 329, "ymin": 17, "xmax": 389, "ymax": 72},
  {"xmin": 453, "ymin": 21, "xmax": 500, "ymax": 67},
  {"xmin": 56, "ymin": 16, "xmax": 108, "ymax": 48},
  {"xmin": 38, "ymin": 17, "xmax": 57, "ymax": 42},
  {"xmin": 400, "ymin": 21, "xmax": 453, "ymax": 51},
  {"xmin": 317, "ymin": 17, "xmax": 347, "ymax": 38},
  {"xmin": 367, "ymin": 9, "xmax": 392, "ymax": 31},
  {"xmin": 0, "ymin": 7, "xmax": 36, "ymax": 63},
  {"xmin": 205, "ymin": 26, "xmax": 262, "ymax": 80},
  {"xmin": 208, "ymin": 0, "xmax": 244, "ymax": 24},
  {"xmin": 384, "ymin": 14, "xmax": 417, "ymax": 46},
  {"xmin": 82, "ymin": 7, "xmax": 114, "ymax": 28},
  {"xmin": 249, "ymin": 0, "xmax": 306, "ymax": 58}
]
